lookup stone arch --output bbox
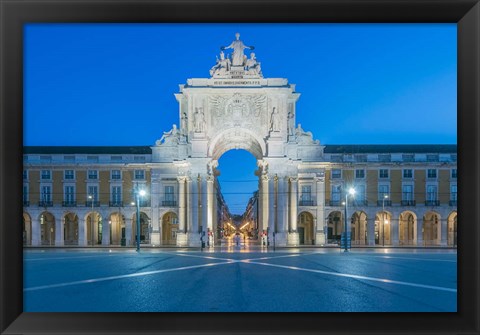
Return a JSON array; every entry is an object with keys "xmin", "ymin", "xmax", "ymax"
[
  {"xmin": 447, "ymin": 211, "xmax": 457, "ymax": 247},
  {"xmin": 39, "ymin": 211, "xmax": 55, "ymax": 246},
  {"xmin": 399, "ymin": 211, "xmax": 417, "ymax": 245},
  {"xmin": 84, "ymin": 211, "xmax": 102, "ymax": 246},
  {"xmin": 63, "ymin": 212, "xmax": 79, "ymax": 245},
  {"xmin": 208, "ymin": 127, "xmax": 266, "ymax": 160},
  {"xmin": 326, "ymin": 211, "xmax": 343, "ymax": 243},
  {"xmin": 351, "ymin": 211, "xmax": 368, "ymax": 245},
  {"xmin": 162, "ymin": 211, "xmax": 178, "ymax": 245},
  {"xmin": 132, "ymin": 212, "xmax": 151, "ymax": 244},
  {"xmin": 23, "ymin": 212, "xmax": 32, "ymax": 246},
  {"xmin": 375, "ymin": 210, "xmax": 393, "ymax": 246},
  {"xmin": 423, "ymin": 211, "xmax": 441, "ymax": 246},
  {"xmin": 108, "ymin": 212, "xmax": 125, "ymax": 245},
  {"xmin": 297, "ymin": 211, "xmax": 314, "ymax": 245}
]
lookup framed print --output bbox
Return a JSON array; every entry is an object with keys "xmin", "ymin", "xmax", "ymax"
[{"xmin": 1, "ymin": 0, "xmax": 479, "ymax": 334}]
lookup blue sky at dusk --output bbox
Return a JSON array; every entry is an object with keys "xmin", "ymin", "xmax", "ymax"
[{"xmin": 24, "ymin": 23, "xmax": 457, "ymax": 214}]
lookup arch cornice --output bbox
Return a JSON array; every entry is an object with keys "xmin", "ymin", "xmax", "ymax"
[{"xmin": 207, "ymin": 127, "xmax": 266, "ymax": 160}]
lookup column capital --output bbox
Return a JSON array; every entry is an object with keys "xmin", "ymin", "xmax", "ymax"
[
  {"xmin": 290, "ymin": 176, "xmax": 298, "ymax": 183},
  {"xmin": 314, "ymin": 177, "xmax": 325, "ymax": 183},
  {"xmin": 261, "ymin": 175, "xmax": 270, "ymax": 182},
  {"xmin": 206, "ymin": 175, "xmax": 215, "ymax": 183},
  {"xmin": 177, "ymin": 176, "xmax": 187, "ymax": 183}
]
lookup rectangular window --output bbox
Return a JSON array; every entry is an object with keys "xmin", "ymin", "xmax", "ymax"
[
  {"xmin": 379, "ymin": 169, "xmax": 389, "ymax": 179},
  {"xmin": 378, "ymin": 154, "xmax": 391, "ymax": 162},
  {"xmin": 355, "ymin": 169, "xmax": 365, "ymax": 179},
  {"xmin": 427, "ymin": 169, "xmax": 437, "ymax": 179},
  {"xmin": 379, "ymin": 185, "xmax": 389, "ymax": 199},
  {"xmin": 41, "ymin": 170, "xmax": 51, "ymax": 180},
  {"xmin": 301, "ymin": 185, "xmax": 312, "ymax": 202},
  {"xmin": 331, "ymin": 169, "xmax": 341, "ymax": 179},
  {"xmin": 427, "ymin": 185, "xmax": 437, "ymax": 201},
  {"xmin": 65, "ymin": 186, "xmax": 75, "ymax": 203},
  {"xmin": 87, "ymin": 156, "xmax": 99, "ymax": 162},
  {"xmin": 41, "ymin": 185, "xmax": 51, "ymax": 202},
  {"xmin": 64, "ymin": 170, "xmax": 75, "ymax": 180},
  {"xmin": 403, "ymin": 169, "xmax": 413, "ymax": 179},
  {"xmin": 355, "ymin": 154, "xmax": 367, "ymax": 162},
  {"xmin": 451, "ymin": 169, "xmax": 457, "ymax": 179},
  {"xmin": 111, "ymin": 156, "xmax": 122, "ymax": 161},
  {"xmin": 88, "ymin": 186, "xmax": 98, "ymax": 202},
  {"xmin": 23, "ymin": 170, "xmax": 28, "ymax": 180},
  {"xmin": 402, "ymin": 154, "xmax": 415, "ymax": 162},
  {"xmin": 451, "ymin": 185, "xmax": 457, "ymax": 201},
  {"xmin": 426, "ymin": 154, "xmax": 439, "ymax": 162},
  {"xmin": 450, "ymin": 154, "xmax": 457, "ymax": 162},
  {"xmin": 165, "ymin": 186, "xmax": 174, "ymax": 202},
  {"xmin": 134, "ymin": 169, "xmax": 145, "ymax": 180},
  {"xmin": 356, "ymin": 185, "xmax": 366, "ymax": 202},
  {"xmin": 331, "ymin": 155, "xmax": 343, "ymax": 162},
  {"xmin": 23, "ymin": 185, "xmax": 28, "ymax": 204},
  {"xmin": 64, "ymin": 155, "xmax": 75, "ymax": 162},
  {"xmin": 112, "ymin": 186, "xmax": 122, "ymax": 203},
  {"xmin": 88, "ymin": 170, "xmax": 98, "ymax": 180},
  {"xmin": 134, "ymin": 156, "xmax": 145, "ymax": 162},
  {"xmin": 402, "ymin": 185, "xmax": 413, "ymax": 201},
  {"xmin": 331, "ymin": 185, "xmax": 342, "ymax": 201},
  {"xmin": 111, "ymin": 170, "xmax": 121, "ymax": 180}
]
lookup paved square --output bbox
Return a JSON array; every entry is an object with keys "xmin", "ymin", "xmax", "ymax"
[{"xmin": 24, "ymin": 247, "xmax": 457, "ymax": 312}]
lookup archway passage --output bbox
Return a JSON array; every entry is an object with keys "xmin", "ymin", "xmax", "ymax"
[
  {"xmin": 326, "ymin": 211, "xmax": 342, "ymax": 243},
  {"xmin": 64, "ymin": 213, "xmax": 79, "ymax": 245},
  {"xmin": 351, "ymin": 211, "xmax": 368, "ymax": 245},
  {"xmin": 375, "ymin": 211, "xmax": 392, "ymax": 246},
  {"xmin": 162, "ymin": 212, "xmax": 178, "ymax": 245},
  {"xmin": 132, "ymin": 212, "xmax": 150, "ymax": 244},
  {"xmin": 399, "ymin": 211, "xmax": 416, "ymax": 245},
  {"xmin": 297, "ymin": 212, "xmax": 314, "ymax": 245},
  {"xmin": 423, "ymin": 211, "xmax": 440, "ymax": 246},
  {"xmin": 447, "ymin": 211, "xmax": 457, "ymax": 246},
  {"xmin": 39, "ymin": 212, "xmax": 55, "ymax": 245},
  {"xmin": 109, "ymin": 212, "xmax": 125, "ymax": 245},
  {"xmin": 23, "ymin": 213, "xmax": 32, "ymax": 246}
]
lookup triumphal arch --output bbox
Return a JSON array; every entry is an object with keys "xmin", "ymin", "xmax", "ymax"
[{"xmin": 151, "ymin": 33, "xmax": 326, "ymax": 247}]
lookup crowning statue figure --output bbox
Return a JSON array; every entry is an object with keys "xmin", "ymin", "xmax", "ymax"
[
  {"xmin": 221, "ymin": 33, "xmax": 254, "ymax": 66},
  {"xmin": 209, "ymin": 51, "xmax": 231, "ymax": 77},
  {"xmin": 157, "ymin": 124, "xmax": 180, "ymax": 145},
  {"xmin": 245, "ymin": 53, "xmax": 262, "ymax": 75},
  {"xmin": 194, "ymin": 107, "xmax": 207, "ymax": 133}
]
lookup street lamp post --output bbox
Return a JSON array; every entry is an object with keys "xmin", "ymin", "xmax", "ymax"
[
  {"xmin": 135, "ymin": 186, "xmax": 146, "ymax": 252},
  {"xmin": 88, "ymin": 195, "xmax": 94, "ymax": 247},
  {"xmin": 343, "ymin": 187, "xmax": 355, "ymax": 252},
  {"xmin": 382, "ymin": 194, "xmax": 389, "ymax": 247}
]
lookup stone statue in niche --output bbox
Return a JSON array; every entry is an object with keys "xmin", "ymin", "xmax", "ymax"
[
  {"xmin": 245, "ymin": 53, "xmax": 262, "ymax": 76},
  {"xmin": 270, "ymin": 107, "xmax": 281, "ymax": 132},
  {"xmin": 156, "ymin": 124, "xmax": 180, "ymax": 145},
  {"xmin": 194, "ymin": 107, "xmax": 207, "ymax": 133},
  {"xmin": 209, "ymin": 51, "xmax": 231, "ymax": 77},
  {"xmin": 295, "ymin": 123, "xmax": 319, "ymax": 144},
  {"xmin": 221, "ymin": 33, "xmax": 254, "ymax": 67},
  {"xmin": 180, "ymin": 111, "xmax": 188, "ymax": 135},
  {"xmin": 287, "ymin": 110, "xmax": 295, "ymax": 136}
]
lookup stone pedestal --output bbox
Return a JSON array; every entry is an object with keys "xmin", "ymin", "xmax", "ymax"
[
  {"xmin": 287, "ymin": 232, "xmax": 299, "ymax": 246},
  {"xmin": 315, "ymin": 232, "xmax": 326, "ymax": 245},
  {"xmin": 187, "ymin": 232, "xmax": 202, "ymax": 247},
  {"xmin": 176, "ymin": 232, "xmax": 188, "ymax": 247},
  {"xmin": 273, "ymin": 232, "xmax": 287, "ymax": 247},
  {"xmin": 150, "ymin": 232, "xmax": 160, "ymax": 246}
]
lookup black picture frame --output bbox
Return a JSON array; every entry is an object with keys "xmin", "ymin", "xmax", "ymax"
[{"xmin": 1, "ymin": 0, "xmax": 478, "ymax": 334}]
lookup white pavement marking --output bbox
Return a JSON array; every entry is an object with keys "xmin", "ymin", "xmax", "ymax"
[
  {"xmin": 243, "ymin": 261, "xmax": 457, "ymax": 293},
  {"xmin": 369, "ymin": 255, "xmax": 457, "ymax": 263},
  {"xmin": 24, "ymin": 261, "xmax": 234, "ymax": 292}
]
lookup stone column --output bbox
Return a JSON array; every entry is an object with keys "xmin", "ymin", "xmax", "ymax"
[
  {"xmin": 288, "ymin": 177, "xmax": 299, "ymax": 245},
  {"xmin": 440, "ymin": 218, "xmax": 448, "ymax": 246},
  {"xmin": 78, "ymin": 218, "xmax": 87, "ymax": 246},
  {"xmin": 102, "ymin": 216, "xmax": 110, "ymax": 245},
  {"xmin": 268, "ymin": 175, "xmax": 276, "ymax": 235},
  {"xmin": 315, "ymin": 177, "xmax": 326, "ymax": 245},
  {"xmin": 177, "ymin": 177, "xmax": 186, "ymax": 233},
  {"xmin": 55, "ymin": 217, "xmax": 64, "ymax": 246},
  {"xmin": 207, "ymin": 175, "xmax": 214, "ymax": 231},
  {"xmin": 187, "ymin": 177, "xmax": 193, "ymax": 232},
  {"xmin": 416, "ymin": 218, "xmax": 424, "ymax": 246},
  {"xmin": 391, "ymin": 218, "xmax": 399, "ymax": 246},
  {"xmin": 125, "ymin": 218, "xmax": 132, "ymax": 246},
  {"xmin": 261, "ymin": 175, "xmax": 269, "ymax": 234},
  {"xmin": 192, "ymin": 175, "xmax": 199, "ymax": 233},
  {"xmin": 366, "ymin": 210, "xmax": 376, "ymax": 246},
  {"xmin": 31, "ymin": 217, "xmax": 40, "ymax": 246},
  {"xmin": 201, "ymin": 175, "xmax": 208, "ymax": 235}
]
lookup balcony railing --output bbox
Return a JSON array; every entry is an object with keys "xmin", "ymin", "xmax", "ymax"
[
  {"xmin": 23, "ymin": 201, "xmax": 30, "ymax": 207},
  {"xmin": 109, "ymin": 201, "xmax": 123, "ymax": 207},
  {"xmin": 329, "ymin": 200, "xmax": 342, "ymax": 206},
  {"xmin": 377, "ymin": 200, "xmax": 392, "ymax": 207},
  {"xmin": 85, "ymin": 200, "xmax": 100, "ymax": 207},
  {"xmin": 425, "ymin": 200, "xmax": 440, "ymax": 206},
  {"xmin": 162, "ymin": 200, "xmax": 177, "ymax": 207},
  {"xmin": 449, "ymin": 200, "xmax": 457, "ymax": 206},
  {"xmin": 62, "ymin": 201, "xmax": 77, "ymax": 207},
  {"xmin": 138, "ymin": 200, "xmax": 150, "ymax": 207},
  {"xmin": 299, "ymin": 200, "xmax": 315, "ymax": 206},
  {"xmin": 38, "ymin": 201, "xmax": 53, "ymax": 207},
  {"xmin": 352, "ymin": 200, "xmax": 368, "ymax": 206},
  {"xmin": 401, "ymin": 200, "xmax": 416, "ymax": 206}
]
